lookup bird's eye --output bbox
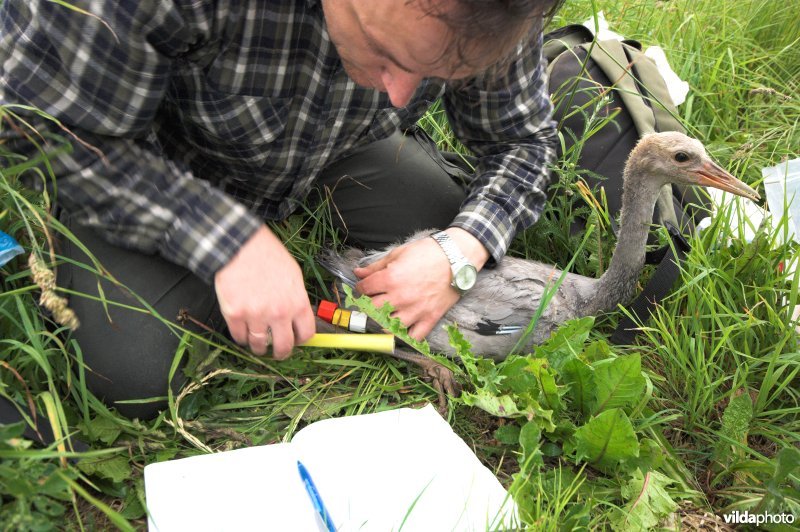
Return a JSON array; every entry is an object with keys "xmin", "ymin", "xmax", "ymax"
[{"xmin": 674, "ymin": 151, "xmax": 690, "ymax": 163}]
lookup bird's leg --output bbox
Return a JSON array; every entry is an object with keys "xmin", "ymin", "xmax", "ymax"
[
  {"xmin": 312, "ymin": 317, "xmax": 459, "ymax": 412},
  {"xmin": 382, "ymin": 347, "xmax": 460, "ymax": 414}
]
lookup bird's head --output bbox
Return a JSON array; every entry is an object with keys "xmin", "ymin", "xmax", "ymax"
[{"xmin": 626, "ymin": 132, "xmax": 760, "ymax": 201}]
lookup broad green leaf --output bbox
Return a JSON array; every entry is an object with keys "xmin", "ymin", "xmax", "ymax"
[
  {"xmin": 528, "ymin": 358, "xmax": 563, "ymax": 413},
  {"xmin": 553, "ymin": 420, "xmax": 578, "ymax": 456},
  {"xmin": 0, "ymin": 421, "xmax": 26, "ymax": 443},
  {"xmin": 154, "ymin": 448, "xmax": 179, "ymax": 463},
  {"xmin": 77, "ymin": 455, "xmax": 132, "ymax": 483},
  {"xmin": 561, "ymin": 357, "xmax": 596, "ymax": 419},
  {"xmin": 32, "ymin": 495, "xmax": 66, "ymax": 518},
  {"xmin": 625, "ymin": 438, "xmax": 666, "ymax": 473},
  {"xmin": 497, "ymin": 356, "xmax": 540, "ymax": 397},
  {"xmin": 119, "ymin": 485, "xmax": 146, "ymax": 520},
  {"xmin": 183, "ymin": 343, "xmax": 222, "ymax": 379},
  {"xmin": 770, "ymin": 447, "xmax": 800, "ymax": 490},
  {"xmin": 457, "ymin": 340, "xmax": 504, "ymax": 392},
  {"xmin": 540, "ymin": 441, "xmax": 562, "ymax": 457},
  {"xmin": 1, "ymin": 473, "xmax": 35, "ymax": 497},
  {"xmin": 461, "ymin": 389, "xmax": 520, "ymax": 418},
  {"xmin": 611, "ymin": 470, "xmax": 678, "ymax": 531},
  {"xmin": 33, "ymin": 464, "xmax": 72, "ymax": 499},
  {"xmin": 581, "ymin": 339, "xmax": 611, "ymax": 363},
  {"xmin": 760, "ymin": 447, "xmax": 800, "ymax": 514},
  {"xmin": 494, "ymin": 424, "xmax": 521, "ymax": 445},
  {"xmin": 519, "ymin": 421, "xmax": 543, "ymax": 472},
  {"xmin": 468, "ymin": 356, "xmax": 505, "ymax": 393},
  {"xmin": 535, "ymin": 316, "xmax": 595, "ymax": 372},
  {"xmin": 575, "ymin": 408, "xmax": 639, "ymax": 471},
  {"xmin": 519, "ymin": 421, "xmax": 542, "ymax": 455},
  {"xmin": 78, "ymin": 415, "xmax": 122, "ymax": 445},
  {"xmin": 591, "ymin": 354, "xmax": 646, "ymax": 415},
  {"xmin": 514, "ymin": 468, "xmax": 589, "ymax": 530}
]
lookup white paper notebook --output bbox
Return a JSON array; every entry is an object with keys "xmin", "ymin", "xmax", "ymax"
[{"xmin": 144, "ymin": 404, "xmax": 518, "ymax": 531}]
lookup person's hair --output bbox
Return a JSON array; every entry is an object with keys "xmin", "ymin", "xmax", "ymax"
[{"xmin": 418, "ymin": 0, "xmax": 565, "ymax": 75}]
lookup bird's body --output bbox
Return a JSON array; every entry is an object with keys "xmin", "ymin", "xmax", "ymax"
[{"xmin": 320, "ymin": 132, "xmax": 760, "ymax": 359}]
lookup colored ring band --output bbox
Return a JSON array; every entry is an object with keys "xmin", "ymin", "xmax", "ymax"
[
  {"xmin": 336, "ymin": 309, "xmax": 352, "ymax": 328},
  {"xmin": 317, "ymin": 300, "xmax": 338, "ymax": 323},
  {"xmin": 348, "ymin": 312, "xmax": 367, "ymax": 333}
]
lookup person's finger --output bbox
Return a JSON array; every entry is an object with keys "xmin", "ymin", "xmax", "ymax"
[
  {"xmin": 355, "ymin": 267, "xmax": 395, "ymax": 296},
  {"xmin": 391, "ymin": 307, "xmax": 422, "ymax": 333},
  {"xmin": 408, "ymin": 317, "xmax": 437, "ymax": 341},
  {"xmin": 353, "ymin": 253, "xmax": 391, "ymax": 279},
  {"xmin": 224, "ymin": 313, "xmax": 248, "ymax": 346},
  {"xmin": 369, "ymin": 294, "xmax": 397, "ymax": 313},
  {"xmin": 247, "ymin": 328, "xmax": 270, "ymax": 356},
  {"xmin": 218, "ymin": 296, "xmax": 246, "ymax": 345},
  {"xmin": 293, "ymin": 306, "xmax": 317, "ymax": 345},
  {"xmin": 270, "ymin": 320, "xmax": 295, "ymax": 360}
]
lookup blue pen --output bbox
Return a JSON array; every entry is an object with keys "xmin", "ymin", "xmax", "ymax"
[{"xmin": 297, "ymin": 460, "xmax": 336, "ymax": 532}]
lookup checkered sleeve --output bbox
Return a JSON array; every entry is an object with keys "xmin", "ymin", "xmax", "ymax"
[
  {"xmin": 443, "ymin": 26, "xmax": 558, "ymax": 264},
  {"xmin": 0, "ymin": 0, "xmax": 261, "ymax": 283}
]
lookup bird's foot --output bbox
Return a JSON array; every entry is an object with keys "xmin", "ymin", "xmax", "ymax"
[{"xmin": 391, "ymin": 348, "xmax": 461, "ymax": 414}]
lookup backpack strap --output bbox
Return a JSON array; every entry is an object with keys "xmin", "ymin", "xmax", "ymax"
[
  {"xmin": 542, "ymin": 24, "xmax": 595, "ymax": 63},
  {"xmin": 586, "ymin": 39, "xmax": 657, "ymax": 135}
]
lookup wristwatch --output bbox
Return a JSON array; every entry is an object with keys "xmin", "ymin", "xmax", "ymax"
[{"xmin": 430, "ymin": 231, "xmax": 478, "ymax": 295}]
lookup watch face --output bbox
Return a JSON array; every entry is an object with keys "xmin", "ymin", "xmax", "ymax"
[{"xmin": 454, "ymin": 264, "xmax": 478, "ymax": 291}]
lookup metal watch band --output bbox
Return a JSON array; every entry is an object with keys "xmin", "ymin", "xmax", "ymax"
[
  {"xmin": 431, "ymin": 231, "xmax": 467, "ymax": 268},
  {"xmin": 430, "ymin": 231, "xmax": 478, "ymax": 295}
]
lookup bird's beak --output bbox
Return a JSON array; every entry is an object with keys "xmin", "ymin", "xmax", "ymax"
[{"xmin": 695, "ymin": 160, "xmax": 761, "ymax": 201}]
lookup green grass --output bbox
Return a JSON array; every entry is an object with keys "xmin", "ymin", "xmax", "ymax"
[{"xmin": 2, "ymin": 0, "xmax": 799, "ymax": 529}]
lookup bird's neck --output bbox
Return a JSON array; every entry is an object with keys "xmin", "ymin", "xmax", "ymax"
[{"xmin": 590, "ymin": 177, "xmax": 663, "ymax": 313}]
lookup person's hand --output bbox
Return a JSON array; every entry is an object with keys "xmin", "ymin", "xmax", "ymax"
[
  {"xmin": 214, "ymin": 225, "xmax": 316, "ymax": 359},
  {"xmin": 354, "ymin": 228, "xmax": 489, "ymax": 340}
]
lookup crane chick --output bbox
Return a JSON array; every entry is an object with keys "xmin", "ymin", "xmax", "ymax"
[{"xmin": 321, "ymin": 132, "xmax": 760, "ymax": 359}]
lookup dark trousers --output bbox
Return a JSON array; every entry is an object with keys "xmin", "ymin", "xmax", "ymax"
[{"xmin": 2, "ymin": 129, "xmax": 470, "ymax": 428}]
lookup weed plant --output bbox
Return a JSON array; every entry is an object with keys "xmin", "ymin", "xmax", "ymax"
[{"xmin": 1, "ymin": 0, "xmax": 799, "ymax": 529}]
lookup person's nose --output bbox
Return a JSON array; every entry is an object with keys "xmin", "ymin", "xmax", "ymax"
[{"xmin": 381, "ymin": 69, "xmax": 422, "ymax": 108}]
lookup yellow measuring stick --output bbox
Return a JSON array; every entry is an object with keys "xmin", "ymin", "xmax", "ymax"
[{"xmin": 299, "ymin": 333, "xmax": 395, "ymax": 354}]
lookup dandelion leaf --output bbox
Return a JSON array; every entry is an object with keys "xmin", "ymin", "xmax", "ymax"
[
  {"xmin": 611, "ymin": 470, "xmax": 678, "ymax": 531},
  {"xmin": 535, "ymin": 316, "xmax": 594, "ymax": 372},
  {"xmin": 78, "ymin": 416, "xmax": 122, "ymax": 445},
  {"xmin": 761, "ymin": 447, "xmax": 800, "ymax": 514},
  {"xmin": 591, "ymin": 354, "xmax": 645, "ymax": 415},
  {"xmin": 561, "ymin": 357, "xmax": 596, "ymax": 419},
  {"xmin": 461, "ymin": 389, "xmax": 520, "ymax": 418},
  {"xmin": 77, "ymin": 455, "xmax": 131, "ymax": 483},
  {"xmin": 575, "ymin": 408, "xmax": 639, "ymax": 471}
]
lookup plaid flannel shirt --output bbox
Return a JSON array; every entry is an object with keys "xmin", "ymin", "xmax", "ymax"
[{"xmin": 0, "ymin": 0, "xmax": 557, "ymax": 283}]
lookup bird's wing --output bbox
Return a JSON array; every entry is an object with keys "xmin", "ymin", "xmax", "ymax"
[
  {"xmin": 433, "ymin": 256, "xmax": 595, "ymax": 356},
  {"xmin": 448, "ymin": 258, "xmax": 552, "ymax": 333},
  {"xmin": 316, "ymin": 247, "xmax": 380, "ymax": 287}
]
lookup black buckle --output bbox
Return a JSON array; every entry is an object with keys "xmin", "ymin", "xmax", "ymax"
[
  {"xmin": 644, "ymin": 222, "xmax": 691, "ymax": 264},
  {"xmin": 665, "ymin": 221, "xmax": 691, "ymax": 253}
]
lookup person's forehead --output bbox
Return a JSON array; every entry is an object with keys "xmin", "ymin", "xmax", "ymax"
[
  {"xmin": 372, "ymin": 3, "xmax": 496, "ymax": 77},
  {"xmin": 404, "ymin": 1, "xmax": 529, "ymax": 77}
]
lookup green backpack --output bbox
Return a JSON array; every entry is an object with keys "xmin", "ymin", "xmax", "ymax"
[{"xmin": 543, "ymin": 25, "xmax": 710, "ymax": 344}]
